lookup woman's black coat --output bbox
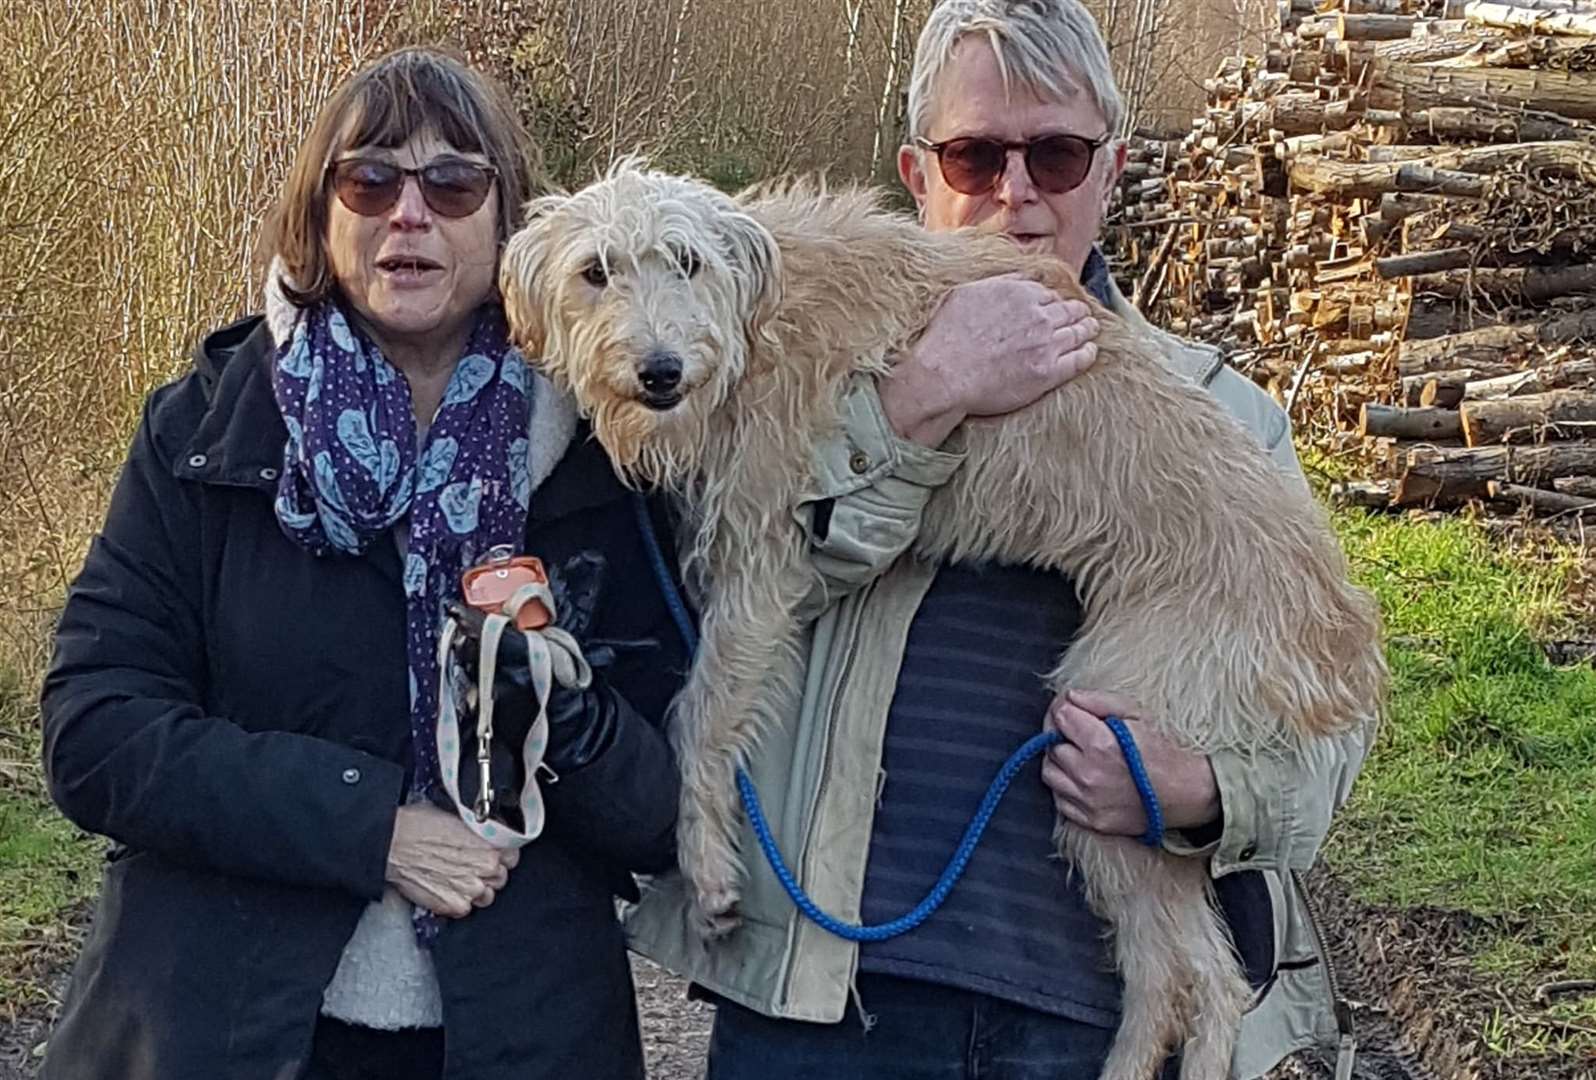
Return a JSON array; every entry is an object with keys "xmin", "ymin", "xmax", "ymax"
[{"xmin": 39, "ymin": 316, "xmax": 691, "ymax": 1080}]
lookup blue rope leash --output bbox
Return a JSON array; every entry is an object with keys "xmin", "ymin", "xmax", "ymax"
[
  {"xmin": 740, "ymin": 729, "xmax": 1063, "ymax": 941},
  {"xmin": 1108, "ymin": 714, "xmax": 1166, "ymax": 848},
  {"xmin": 632, "ymin": 493, "xmax": 700, "ymax": 654},
  {"xmin": 630, "ymin": 493, "xmax": 1166, "ymax": 943},
  {"xmin": 738, "ymin": 716, "xmax": 1161, "ymax": 942}
]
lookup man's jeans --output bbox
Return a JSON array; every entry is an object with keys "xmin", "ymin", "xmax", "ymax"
[{"xmin": 705, "ymin": 973, "xmax": 1144, "ymax": 1080}]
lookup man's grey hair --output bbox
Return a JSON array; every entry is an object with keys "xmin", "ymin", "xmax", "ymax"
[{"xmin": 906, "ymin": 0, "xmax": 1126, "ymax": 141}]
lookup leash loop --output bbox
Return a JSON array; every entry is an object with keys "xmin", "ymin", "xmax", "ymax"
[
  {"xmin": 1104, "ymin": 714, "xmax": 1165, "ymax": 848},
  {"xmin": 436, "ymin": 579, "xmax": 591, "ymax": 849}
]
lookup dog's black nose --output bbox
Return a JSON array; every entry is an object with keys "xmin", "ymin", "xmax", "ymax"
[{"xmin": 638, "ymin": 351, "xmax": 684, "ymax": 398}]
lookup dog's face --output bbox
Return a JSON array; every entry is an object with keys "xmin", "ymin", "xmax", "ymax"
[{"xmin": 500, "ymin": 163, "xmax": 781, "ymax": 481}]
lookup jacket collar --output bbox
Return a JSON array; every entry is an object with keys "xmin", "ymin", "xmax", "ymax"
[
  {"xmin": 1101, "ymin": 266, "xmax": 1225, "ymax": 388},
  {"xmin": 175, "ymin": 315, "xmax": 290, "ymax": 491}
]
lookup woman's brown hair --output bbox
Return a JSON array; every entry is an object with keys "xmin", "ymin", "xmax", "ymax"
[{"xmin": 260, "ymin": 46, "xmax": 541, "ymax": 306}]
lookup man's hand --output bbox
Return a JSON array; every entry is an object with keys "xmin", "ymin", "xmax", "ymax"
[
  {"xmin": 879, "ymin": 275, "xmax": 1101, "ymax": 448},
  {"xmin": 1041, "ymin": 688, "xmax": 1220, "ymax": 838},
  {"xmin": 386, "ymin": 803, "xmax": 521, "ymax": 918}
]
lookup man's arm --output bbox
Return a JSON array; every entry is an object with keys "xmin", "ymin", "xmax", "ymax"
[{"xmin": 794, "ymin": 278, "xmax": 1101, "ymax": 619}]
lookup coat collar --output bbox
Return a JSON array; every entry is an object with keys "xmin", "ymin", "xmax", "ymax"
[{"xmin": 1100, "ymin": 263, "xmax": 1225, "ymax": 388}]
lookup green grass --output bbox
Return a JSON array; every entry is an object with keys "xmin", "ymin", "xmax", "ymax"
[
  {"xmin": 0, "ymin": 668, "xmax": 102, "ymax": 1016},
  {"xmin": 1328, "ymin": 506, "xmax": 1596, "ymax": 1047},
  {"xmin": 0, "ymin": 786, "xmax": 100, "ymax": 931}
]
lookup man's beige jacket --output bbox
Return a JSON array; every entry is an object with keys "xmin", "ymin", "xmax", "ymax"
[{"xmin": 626, "ymin": 278, "xmax": 1370, "ymax": 1079}]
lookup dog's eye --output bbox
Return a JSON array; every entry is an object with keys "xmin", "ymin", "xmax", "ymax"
[
  {"xmin": 677, "ymin": 248, "xmax": 702, "ymax": 278},
  {"xmin": 582, "ymin": 261, "xmax": 609, "ymax": 288}
]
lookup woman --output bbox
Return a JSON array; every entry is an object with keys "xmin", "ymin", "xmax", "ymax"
[{"xmin": 39, "ymin": 47, "xmax": 688, "ymax": 1080}]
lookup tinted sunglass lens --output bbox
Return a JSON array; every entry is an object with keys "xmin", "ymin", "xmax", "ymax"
[
  {"xmin": 939, "ymin": 138, "xmax": 1007, "ymax": 195},
  {"xmin": 332, "ymin": 161, "xmax": 403, "ymax": 215},
  {"xmin": 421, "ymin": 163, "xmax": 493, "ymax": 217},
  {"xmin": 1027, "ymin": 136, "xmax": 1092, "ymax": 194}
]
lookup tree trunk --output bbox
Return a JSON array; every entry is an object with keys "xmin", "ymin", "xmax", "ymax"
[
  {"xmin": 1409, "ymin": 262, "xmax": 1596, "ymax": 302},
  {"xmin": 1405, "ymin": 297, "xmax": 1538, "ymax": 340},
  {"xmin": 1338, "ymin": 12, "xmax": 1421, "ymax": 37},
  {"xmin": 1289, "ymin": 157, "xmax": 1489, "ymax": 198},
  {"xmin": 1464, "ymin": 1, "xmax": 1596, "ymax": 36},
  {"xmin": 1415, "ymin": 106, "xmax": 1594, "ymax": 144},
  {"xmin": 1402, "ymin": 216, "xmax": 1596, "ymax": 252},
  {"xmin": 1397, "ymin": 324, "xmax": 1546, "ymax": 374},
  {"xmin": 1368, "ymin": 58, "xmax": 1596, "ymax": 121},
  {"xmin": 871, "ymin": 0, "xmax": 907, "ymax": 176},
  {"xmin": 841, "ymin": 0, "xmax": 864, "ymax": 91},
  {"xmin": 1360, "ymin": 403, "xmax": 1465, "ymax": 438},
  {"xmin": 1345, "ymin": 0, "xmax": 1422, "ymax": 13},
  {"xmin": 1450, "ymin": 0, "xmax": 1596, "ymax": 12},
  {"xmin": 1405, "ymin": 368, "xmax": 1514, "ymax": 405},
  {"xmin": 1460, "ymin": 389, "xmax": 1596, "ymax": 444},
  {"xmin": 1419, "ymin": 375, "xmax": 1469, "ymax": 407},
  {"xmin": 1554, "ymin": 475, "xmax": 1596, "ymax": 497},
  {"xmin": 1331, "ymin": 480, "xmax": 1396, "ymax": 509},
  {"xmin": 1269, "ymin": 95, "xmax": 1362, "ymax": 136},
  {"xmin": 1365, "ymin": 30, "xmax": 1509, "ymax": 65},
  {"xmin": 1376, "ymin": 247, "xmax": 1496, "ymax": 277},
  {"xmin": 1487, "ymin": 480, "xmax": 1596, "ymax": 515},
  {"xmin": 1411, "ymin": 139, "xmax": 1596, "ymax": 175},
  {"xmin": 1463, "ymin": 358, "xmax": 1596, "ymax": 400},
  {"xmin": 1393, "ymin": 443, "xmax": 1596, "ymax": 504}
]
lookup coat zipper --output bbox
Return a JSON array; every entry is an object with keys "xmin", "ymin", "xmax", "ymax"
[
  {"xmin": 1292, "ymin": 868, "xmax": 1358, "ymax": 1080},
  {"xmin": 778, "ymin": 581, "xmax": 873, "ymax": 1009}
]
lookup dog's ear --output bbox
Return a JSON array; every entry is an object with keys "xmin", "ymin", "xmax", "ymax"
[
  {"xmin": 719, "ymin": 209, "xmax": 783, "ymax": 352},
  {"xmin": 499, "ymin": 194, "xmax": 568, "ymax": 358}
]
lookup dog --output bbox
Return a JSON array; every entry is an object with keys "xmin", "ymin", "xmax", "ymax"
[{"xmin": 499, "ymin": 160, "xmax": 1386, "ymax": 1080}]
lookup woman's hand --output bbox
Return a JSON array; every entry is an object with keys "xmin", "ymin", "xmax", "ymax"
[{"xmin": 385, "ymin": 803, "xmax": 520, "ymax": 918}]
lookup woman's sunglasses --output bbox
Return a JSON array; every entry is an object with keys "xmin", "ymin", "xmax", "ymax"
[
  {"xmin": 327, "ymin": 157, "xmax": 498, "ymax": 219},
  {"xmin": 915, "ymin": 133, "xmax": 1107, "ymax": 196}
]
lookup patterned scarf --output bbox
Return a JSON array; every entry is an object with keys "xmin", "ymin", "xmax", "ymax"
[{"xmin": 270, "ymin": 300, "xmax": 533, "ymax": 939}]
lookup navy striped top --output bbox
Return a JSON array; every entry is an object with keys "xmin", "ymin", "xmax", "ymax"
[{"xmin": 857, "ymin": 561, "xmax": 1121, "ymax": 1027}]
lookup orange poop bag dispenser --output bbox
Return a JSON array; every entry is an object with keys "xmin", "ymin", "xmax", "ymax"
[{"xmin": 460, "ymin": 545, "xmax": 552, "ymax": 631}]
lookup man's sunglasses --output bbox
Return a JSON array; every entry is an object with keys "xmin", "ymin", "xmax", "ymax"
[
  {"xmin": 326, "ymin": 157, "xmax": 498, "ymax": 219},
  {"xmin": 915, "ymin": 133, "xmax": 1108, "ymax": 196}
]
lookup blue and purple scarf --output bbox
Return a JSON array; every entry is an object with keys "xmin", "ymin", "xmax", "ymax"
[{"xmin": 269, "ymin": 300, "xmax": 533, "ymax": 940}]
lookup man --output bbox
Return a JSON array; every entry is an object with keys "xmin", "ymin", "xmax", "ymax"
[{"xmin": 628, "ymin": 3, "xmax": 1370, "ymax": 1077}]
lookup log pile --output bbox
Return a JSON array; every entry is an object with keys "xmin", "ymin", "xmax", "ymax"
[{"xmin": 1105, "ymin": 0, "xmax": 1596, "ymax": 518}]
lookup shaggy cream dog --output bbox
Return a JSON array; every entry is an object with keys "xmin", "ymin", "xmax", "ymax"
[{"xmin": 499, "ymin": 161, "xmax": 1386, "ymax": 1080}]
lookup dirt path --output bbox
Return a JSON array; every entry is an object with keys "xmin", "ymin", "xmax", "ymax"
[
  {"xmin": 635, "ymin": 956, "xmax": 715, "ymax": 1079},
  {"xmin": 2, "ymin": 956, "xmax": 713, "ymax": 1080},
  {"xmin": 9, "ymin": 881, "xmax": 1579, "ymax": 1080}
]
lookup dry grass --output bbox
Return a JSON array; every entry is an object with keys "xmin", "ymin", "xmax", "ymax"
[
  {"xmin": 0, "ymin": 1, "xmax": 401, "ymax": 687},
  {"xmin": 0, "ymin": 0, "xmax": 1252, "ymax": 715}
]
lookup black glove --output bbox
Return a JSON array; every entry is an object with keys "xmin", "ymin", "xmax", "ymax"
[{"xmin": 441, "ymin": 552, "xmax": 658, "ymax": 827}]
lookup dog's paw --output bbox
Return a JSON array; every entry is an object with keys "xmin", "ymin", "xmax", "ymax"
[
  {"xmin": 689, "ymin": 857, "xmax": 744, "ymax": 940},
  {"xmin": 692, "ymin": 885, "xmax": 744, "ymax": 940}
]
